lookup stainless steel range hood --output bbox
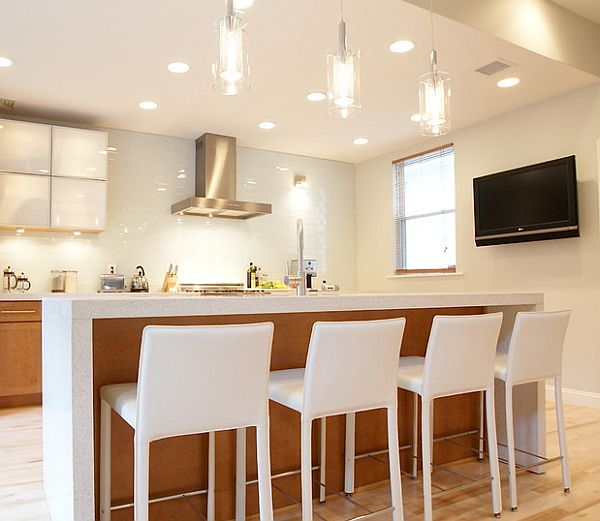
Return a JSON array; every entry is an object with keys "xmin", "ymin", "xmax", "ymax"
[{"xmin": 171, "ymin": 133, "xmax": 272, "ymax": 219}]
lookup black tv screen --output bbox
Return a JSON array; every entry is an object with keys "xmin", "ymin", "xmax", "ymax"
[{"xmin": 473, "ymin": 156, "xmax": 579, "ymax": 246}]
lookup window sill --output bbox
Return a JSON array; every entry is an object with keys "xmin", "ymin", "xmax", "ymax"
[{"xmin": 387, "ymin": 272, "xmax": 464, "ymax": 279}]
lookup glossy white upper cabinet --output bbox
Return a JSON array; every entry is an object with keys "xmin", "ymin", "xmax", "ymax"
[
  {"xmin": 51, "ymin": 127, "xmax": 108, "ymax": 180},
  {"xmin": 0, "ymin": 119, "xmax": 51, "ymax": 175},
  {"xmin": 51, "ymin": 177, "xmax": 106, "ymax": 230},
  {"xmin": 0, "ymin": 173, "xmax": 50, "ymax": 227}
]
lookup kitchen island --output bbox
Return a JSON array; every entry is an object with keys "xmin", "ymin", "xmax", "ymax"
[{"xmin": 42, "ymin": 292, "xmax": 544, "ymax": 521}]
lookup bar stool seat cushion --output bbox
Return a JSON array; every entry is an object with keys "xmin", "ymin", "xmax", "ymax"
[
  {"xmin": 268, "ymin": 368, "xmax": 305, "ymax": 412},
  {"xmin": 494, "ymin": 353, "xmax": 509, "ymax": 381},
  {"xmin": 100, "ymin": 383, "xmax": 137, "ymax": 428},
  {"xmin": 397, "ymin": 356, "xmax": 425, "ymax": 395}
]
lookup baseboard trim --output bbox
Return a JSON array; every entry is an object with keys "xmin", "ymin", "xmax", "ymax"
[{"xmin": 546, "ymin": 384, "xmax": 600, "ymax": 409}]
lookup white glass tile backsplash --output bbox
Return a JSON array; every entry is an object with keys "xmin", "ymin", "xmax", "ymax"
[{"xmin": 0, "ymin": 129, "xmax": 356, "ymax": 293}]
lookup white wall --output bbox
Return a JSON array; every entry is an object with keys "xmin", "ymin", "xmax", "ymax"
[
  {"xmin": 0, "ymin": 129, "xmax": 356, "ymax": 293},
  {"xmin": 356, "ymin": 84, "xmax": 600, "ymax": 397}
]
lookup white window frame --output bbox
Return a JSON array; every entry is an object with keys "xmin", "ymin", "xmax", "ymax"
[{"xmin": 392, "ymin": 144, "xmax": 456, "ymax": 274}]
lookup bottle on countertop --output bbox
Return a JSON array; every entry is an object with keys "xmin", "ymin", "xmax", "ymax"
[
  {"xmin": 247, "ymin": 262, "xmax": 257, "ymax": 289},
  {"xmin": 255, "ymin": 266, "xmax": 262, "ymax": 288}
]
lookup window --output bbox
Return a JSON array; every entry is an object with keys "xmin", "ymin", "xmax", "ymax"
[{"xmin": 392, "ymin": 144, "xmax": 456, "ymax": 273}]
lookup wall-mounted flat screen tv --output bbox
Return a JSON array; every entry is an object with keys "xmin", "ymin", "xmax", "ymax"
[{"xmin": 473, "ymin": 156, "xmax": 579, "ymax": 246}]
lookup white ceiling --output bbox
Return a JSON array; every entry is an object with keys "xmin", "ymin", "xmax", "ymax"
[
  {"xmin": 551, "ymin": 0, "xmax": 600, "ymax": 24},
  {"xmin": 0, "ymin": 0, "xmax": 597, "ymax": 163}
]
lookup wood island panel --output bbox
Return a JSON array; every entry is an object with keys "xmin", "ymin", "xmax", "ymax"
[{"xmin": 92, "ymin": 306, "xmax": 483, "ymax": 521}]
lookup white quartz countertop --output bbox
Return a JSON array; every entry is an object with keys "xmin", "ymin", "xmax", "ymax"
[{"xmin": 39, "ymin": 291, "xmax": 543, "ymax": 320}]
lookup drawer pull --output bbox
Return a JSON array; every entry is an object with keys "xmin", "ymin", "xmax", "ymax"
[{"xmin": 0, "ymin": 310, "xmax": 37, "ymax": 314}]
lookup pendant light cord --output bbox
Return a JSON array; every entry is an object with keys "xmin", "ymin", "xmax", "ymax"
[
  {"xmin": 340, "ymin": 0, "xmax": 345, "ymax": 22},
  {"xmin": 429, "ymin": 0, "xmax": 435, "ymax": 51}
]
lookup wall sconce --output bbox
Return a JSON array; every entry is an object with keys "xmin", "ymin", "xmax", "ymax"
[{"xmin": 294, "ymin": 175, "xmax": 307, "ymax": 187}]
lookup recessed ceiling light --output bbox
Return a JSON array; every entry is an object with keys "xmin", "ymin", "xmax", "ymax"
[
  {"xmin": 167, "ymin": 61, "xmax": 190, "ymax": 74},
  {"xmin": 353, "ymin": 137, "xmax": 369, "ymax": 145},
  {"xmin": 389, "ymin": 40, "xmax": 415, "ymax": 53},
  {"xmin": 106, "ymin": 146, "xmax": 118, "ymax": 152},
  {"xmin": 177, "ymin": 172, "xmax": 186, "ymax": 179},
  {"xmin": 157, "ymin": 187, "xmax": 167, "ymax": 192},
  {"xmin": 0, "ymin": 57, "xmax": 13, "ymax": 67},
  {"xmin": 306, "ymin": 91, "xmax": 327, "ymax": 102},
  {"xmin": 234, "ymin": 0, "xmax": 254, "ymax": 8},
  {"xmin": 496, "ymin": 77, "xmax": 520, "ymax": 88},
  {"xmin": 258, "ymin": 121, "xmax": 276, "ymax": 130},
  {"xmin": 0, "ymin": 124, "xmax": 4, "ymax": 130},
  {"xmin": 16, "ymin": 228, "xmax": 25, "ymax": 234},
  {"xmin": 410, "ymin": 113, "xmax": 422, "ymax": 122},
  {"xmin": 138, "ymin": 100, "xmax": 158, "ymax": 110},
  {"xmin": 72, "ymin": 231, "xmax": 81, "ymax": 236}
]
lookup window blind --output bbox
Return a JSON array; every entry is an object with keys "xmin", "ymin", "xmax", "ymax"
[{"xmin": 392, "ymin": 145, "xmax": 456, "ymax": 271}]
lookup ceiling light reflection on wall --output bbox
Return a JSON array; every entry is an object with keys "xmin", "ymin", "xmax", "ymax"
[
  {"xmin": 497, "ymin": 77, "xmax": 520, "ymax": 88},
  {"xmin": 213, "ymin": 0, "xmax": 250, "ymax": 95},
  {"xmin": 327, "ymin": 0, "xmax": 361, "ymax": 119}
]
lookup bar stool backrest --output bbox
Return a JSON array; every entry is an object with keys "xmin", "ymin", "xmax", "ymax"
[
  {"xmin": 423, "ymin": 313, "xmax": 503, "ymax": 399},
  {"xmin": 303, "ymin": 318, "xmax": 406, "ymax": 419},
  {"xmin": 506, "ymin": 310, "xmax": 570, "ymax": 385},
  {"xmin": 135, "ymin": 323, "xmax": 274, "ymax": 443}
]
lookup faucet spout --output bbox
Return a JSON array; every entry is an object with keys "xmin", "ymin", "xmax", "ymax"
[{"xmin": 296, "ymin": 219, "xmax": 306, "ymax": 296}]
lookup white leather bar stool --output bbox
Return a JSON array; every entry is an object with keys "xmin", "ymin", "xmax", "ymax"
[
  {"xmin": 493, "ymin": 310, "xmax": 571, "ymax": 511},
  {"xmin": 99, "ymin": 323, "xmax": 275, "ymax": 521},
  {"xmin": 394, "ymin": 313, "xmax": 503, "ymax": 521},
  {"xmin": 267, "ymin": 318, "xmax": 406, "ymax": 521}
]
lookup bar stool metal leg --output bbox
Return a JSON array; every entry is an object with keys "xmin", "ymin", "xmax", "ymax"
[
  {"xmin": 100, "ymin": 399, "xmax": 112, "ymax": 521},
  {"xmin": 421, "ymin": 398, "xmax": 434, "ymax": 521},
  {"xmin": 554, "ymin": 377, "xmax": 571, "ymax": 493},
  {"xmin": 208, "ymin": 431, "xmax": 216, "ymax": 521},
  {"xmin": 486, "ymin": 388, "xmax": 502, "ymax": 517},
  {"xmin": 478, "ymin": 391, "xmax": 485, "ymax": 460},
  {"xmin": 235, "ymin": 428, "xmax": 247, "ymax": 521},
  {"xmin": 411, "ymin": 393, "xmax": 419, "ymax": 478},
  {"xmin": 256, "ymin": 423, "xmax": 274, "ymax": 521},
  {"xmin": 300, "ymin": 418, "xmax": 314, "ymax": 521},
  {"xmin": 344, "ymin": 413, "xmax": 356, "ymax": 495},
  {"xmin": 134, "ymin": 438, "xmax": 150, "ymax": 521},
  {"xmin": 320, "ymin": 417, "xmax": 327, "ymax": 503},
  {"xmin": 387, "ymin": 406, "xmax": 405, "ymax": 521},
  {"xmin": 504, "ymin": 383, "xmax": 518, "ymax": 511}
]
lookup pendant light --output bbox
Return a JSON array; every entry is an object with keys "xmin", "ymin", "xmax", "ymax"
[
  {"xmin": 212, "ymin": 0, "xmax": 249, "ymax": 95},
  {"xmin": 327, "ymin": 0, "xmax": 361, "ymax": 119},
  {"xmin": 418, "ymin": 1, "xmax": 451, "ymax": 136}
]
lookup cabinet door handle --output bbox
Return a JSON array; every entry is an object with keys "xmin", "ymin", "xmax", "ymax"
[{"xmin": 0, "ymin": 310, "xmax": 37, "ymax": 314}]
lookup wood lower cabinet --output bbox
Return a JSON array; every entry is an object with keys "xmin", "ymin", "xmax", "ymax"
[{"xmin": 0, "ymin": 301, "xmax": 42, "ymax": 407}]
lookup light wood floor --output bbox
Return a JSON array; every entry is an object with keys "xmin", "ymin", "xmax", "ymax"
[{"xmin": 1, "ymin": 403, "xmax": 598, "ymax": 521}]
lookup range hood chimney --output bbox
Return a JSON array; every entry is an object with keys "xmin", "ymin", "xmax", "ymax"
[{"xmin": 171, "ymin": 133, "xmax": 272, "ymax": 219}]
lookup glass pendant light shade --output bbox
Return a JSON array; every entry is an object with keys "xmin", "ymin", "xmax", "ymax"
[
  {"xmin": 212, "ymin": 0, "xmax": 249, "ymax": 95},
  {"xmin": 327, "ymin": 18, "xmax": 361, "ymax": 119},
  {"xmin": 327, "ymin": 49, "xmax": 361, "ymax": 119},
  {"xmin": 418, "ymin": 67, "xmax": 451, "ymax": 136}
]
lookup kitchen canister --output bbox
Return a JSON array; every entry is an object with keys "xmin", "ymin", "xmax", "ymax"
[{"xmin": 64, "ymin": 270, "xmax": 78, "ymax": 293}]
